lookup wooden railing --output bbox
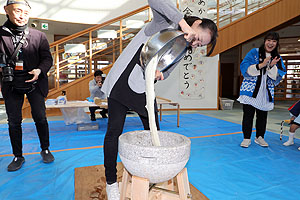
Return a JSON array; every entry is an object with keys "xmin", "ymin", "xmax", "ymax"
[
  {"xmin": 47, "ymin": 0, "xmax": 277, "ymax": 92},
  {"xmin": 48, "ymin": 5, "xmax": 151, "ymax": 90},
  {"xmin": 208, "ymin": 0, "xmax": 276, "ymax": 28}
]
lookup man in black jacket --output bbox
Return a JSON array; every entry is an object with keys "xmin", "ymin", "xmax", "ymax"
[{"xmin": 0, "ymin": 0, "xmax": 54, "ymax": 171}]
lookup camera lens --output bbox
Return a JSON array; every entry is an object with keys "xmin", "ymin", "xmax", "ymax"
[
  {"xmin": 2, "ymin": 66, "xmax": 14, "ymax": 82},
  {"xmin": 2, "ymin": 75, "xmax": 14, "ymax": 82}
]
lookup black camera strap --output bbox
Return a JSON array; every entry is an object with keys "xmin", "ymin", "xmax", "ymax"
[
  {"xmin": 10, "ymin": 28, "xmax": 29, "ymax": 63},
  {"xmin": 1, "ymin": 28, "xmax": 29, "ymax": 64}
]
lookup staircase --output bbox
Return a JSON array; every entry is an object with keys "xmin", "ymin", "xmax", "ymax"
[
  {"xmin": 21, "ymin": 0, "xmax": 300, "ymax": 118},
  {"xmin": 211, "ymin": 0, "xmax": 300, "ymax": 56}
]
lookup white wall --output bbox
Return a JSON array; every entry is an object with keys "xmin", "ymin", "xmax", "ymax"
[{"xmin": 155, "ymin": 55, "xmax": 219, "ymax": 109}]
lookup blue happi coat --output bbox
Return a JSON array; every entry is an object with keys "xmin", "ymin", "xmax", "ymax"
[{"xmin": 239, "ymin": 48, "xmax": 286, "ymax": 103}]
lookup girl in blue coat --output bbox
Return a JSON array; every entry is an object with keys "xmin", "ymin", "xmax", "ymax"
[{"xmin": 238, "ymin": 32, "xmax": 286, "ymax": 148}]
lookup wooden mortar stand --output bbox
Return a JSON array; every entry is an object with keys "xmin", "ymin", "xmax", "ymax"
[{"xmin": 119, "ymin": 168, "xmax": 192, "ymax": 200}]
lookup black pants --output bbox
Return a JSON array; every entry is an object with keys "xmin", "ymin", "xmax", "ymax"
[
  {"xmin": 2, "ymin": 85, "xmax": 50, "ymax": 157},
  {"xmin": 242, "ymin": 104, "xmax": 268, "ymax": 139},
  {"xmin": 104, "ymin": 97, "xmax": 160, "ymax": 184},
  {"xmin": 89, "ymin": 106, "xmax": 108, "ymax": 117}
]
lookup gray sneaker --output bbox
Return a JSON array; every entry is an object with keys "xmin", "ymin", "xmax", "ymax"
[
  {"xmin": 255, "ymin": 136, "xmax": 269, "ymax": 147},
  {"xmin": 240, "ymin": 139, "xmax": 251, "ymax": 148}
]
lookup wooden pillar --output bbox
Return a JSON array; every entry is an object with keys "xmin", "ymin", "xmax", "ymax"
[
  {"xmin": 217, "ymin": 0, "xmax": 220, "ymax": 28},
  {"xmin": 148, "ymin": 7, "xmax": 152, "ymax": 22},
  {"xmin": 84, "ymin": 56, "xmax": 87, "ymax": 76},
  {"xmin": 113, "ymin": 40, "xmax": 116, "ymax": 63},
  {"xmin": 55, "ymin": 44, "xmax": 60, "ymax": 89},
  {"xmin": 75, "ymin": 65, "xmax": 78, "ymax": 79},
  {"xmin": 230, "ymin": 2, "xmax": 232, "ymax": 23},
  {"xmin": 89, "ymin": 32, "xmax": 93, "ymax": 74},
  {"xmin": 284, "ymin": 58, "xmax": 288, "ymax": 100},
  {"xmin": 120, "ymin": 20, "xmax": 123, "ymax": 54},
  {"xmin": 177, "ymin": 104, "xmax": 180, "ymax": 127},
  {"xmin": 245, "ymin": 0, "xmax": 248, "ymax": 16}
]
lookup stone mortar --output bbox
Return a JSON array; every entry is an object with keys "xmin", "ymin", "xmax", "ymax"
[{"xmin": 118, "ymin": 130, "xmax": 191, "ymax": 183}]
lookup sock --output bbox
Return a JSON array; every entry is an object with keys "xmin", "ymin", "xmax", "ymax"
[
  {"xmin": 288, "ymin": 131, "xmax": 295, "ymax": 141},
  {"xmin": 283, "ymin": 132, "xmax": 295, "ymax": 146}
]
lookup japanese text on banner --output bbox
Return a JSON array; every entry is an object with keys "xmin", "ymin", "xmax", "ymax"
[{"xmin": 179, "ymin": 0, "xmax": 208, "ymax": 99}]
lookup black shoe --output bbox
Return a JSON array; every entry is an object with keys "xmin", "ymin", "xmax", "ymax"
[
  {"xmin": 7, "ymin": 157, "xmax": 25, "ymax": 172},
  {"xmin": 40, "ymin": 149, "xmax": 55, "ymax": 163},
  {"xmin": 91, "ymin": 115, "xmax": 96, "ymax": 121},
  {"xmin": 100, "ymin": 111, "xmax": 108, "ymax": 118},
  {"xmin": 99, "ymin": 109, "xmax": 108, "ymax": 118}
]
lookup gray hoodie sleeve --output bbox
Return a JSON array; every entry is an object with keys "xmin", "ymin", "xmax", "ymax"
[
  {"xmin": 145, "ymin": 0, "xmax": 184, "ymax": 36},
  {"xmin": 89, "ymin": 80, "xmax": 98, "ymax": 94},
  {"xmin": 89, "ymin": 80, "xmax": 106, "ymax": 99}
]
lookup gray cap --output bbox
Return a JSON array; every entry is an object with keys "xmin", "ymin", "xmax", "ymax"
[{"xmin": 6, "ymin": 0, "xmax": 31, "ymax": 8}]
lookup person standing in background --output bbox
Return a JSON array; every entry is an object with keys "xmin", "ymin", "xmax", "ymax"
[
  {"xmin": 0, "ymin": 0, "xmax": 54, "ymax": 171},
  {"xmin": 238, "ymin": 31, "xmax": 286, "ymax": 148}
]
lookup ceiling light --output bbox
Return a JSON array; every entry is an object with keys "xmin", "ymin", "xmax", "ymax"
[
  {"xmin": 64, "ymin": 44, "xmax": 86, "ymax": 53},
  {"xmin": 97, "ymin": 30, "xmax": 117, "ymax": 39}
]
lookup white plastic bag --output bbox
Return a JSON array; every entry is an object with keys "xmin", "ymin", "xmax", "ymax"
[{"xmin": 60, "ymin": 107, "xmax": 90, "ymax": 125}]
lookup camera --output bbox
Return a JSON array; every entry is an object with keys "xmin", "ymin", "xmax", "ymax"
[
  {"xmin": 0, "ymin": 53, "xmax": 14, "ymax": 82},
  {"xmin": 30, "ymin": 20, "xmax": 39, "ymax": 28},
  {"xmin": 101, "ymin": 74, "xmax": 106, "ymax": 83},
  {"xmin": 31, "ymin": 22, "xmax": 37, "ymax": 28}
]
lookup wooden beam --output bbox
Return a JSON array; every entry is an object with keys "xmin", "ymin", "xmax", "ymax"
[{"xmin": 120, "ymin": 20, "xmax": 123, "ymax": 54}]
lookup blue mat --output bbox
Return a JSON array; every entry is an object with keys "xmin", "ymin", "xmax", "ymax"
[{"xmin": 0, "ymin": 114, "xmax": 300, "ymax": 200}]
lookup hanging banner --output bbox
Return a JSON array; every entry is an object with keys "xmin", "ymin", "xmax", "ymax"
[
  {"xmin": 180, "ymin": 0, "xmax": 207, "ymax": 17},
  {"xmin": 156, "ymin": 0, "xmax": 219, "ymax": 109},
  {"xmin": 178, "ymin": 0, "xmax": 208, "ymax": 99}
]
